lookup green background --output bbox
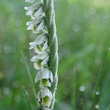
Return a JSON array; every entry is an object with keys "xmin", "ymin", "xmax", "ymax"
[{"xmin": 0, "ymin": 0, "xmax": 110, "ymax": 110}]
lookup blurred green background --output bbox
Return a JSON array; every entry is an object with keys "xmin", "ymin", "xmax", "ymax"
[{"xmin": 0, "ymin": 0, "xmax": 110, "ymax": 110}]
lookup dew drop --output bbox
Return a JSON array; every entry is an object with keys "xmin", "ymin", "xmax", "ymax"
[
  {"xmin": 96, "ymin": 91, "xmax": 99, "ymax": 95},
  {"xmin": 89, "ymin": 7, "xmax": 96, "ymax": 15},
  {"xmin": 4, "ymin": 46, "xmax": 12, "ymax": 54},
  {"xmin": 15, "ymin": 19, "xmax": 22, "ymax": 27},
  {"xmin": 72, "ymin": 24, "xmax": 80, "ymax": 32},
  {"xmin": 95, "ymin": 104, "xmax": 99, "ymax": 109},
  {"xmin": 108, "ymin": 48, "xmax": 110, "ymax": 51},
  {"xmin": 102, "ymin": 16, "xmax": 109, "ymax": 23},
  {"xmin": 3, "ymin": 88, "xmax": 10, "ymax": 95},
  {"xmin": 79, "ymin": 86, "xmax": 85, "ymax": 92},
  {"xmin": 15, "ymin": 95, "xmax": 21, "ymax": 102}
]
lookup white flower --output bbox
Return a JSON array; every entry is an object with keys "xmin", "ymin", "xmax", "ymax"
[
  {"xmin": 33, "ymin": 56, "xmax": 49, "ymax": 70},
  {"xmin": 24, "ymin": 2, "xmax": 43, "ymax": 19},
  {"xmin": 26, "ymin": 17, "xmax": 45, "ymax": 33},
  {"xmin": 35, "ymin": 68, "xmax": 53, "ymax": 87},
  {"xmin": 25, "ymin": 0, "xmax": 35, "ymax": 3},
  {"xmin": 29, "ymin": 33, "xmax": 48, "ymax": 53},
  {"xmin": 37, "ymin": 87, "xmax": 52, "ymax": 107},
  {"xmin": 31, "ymin": 52, "xmax": 49, "ymax": 70}
]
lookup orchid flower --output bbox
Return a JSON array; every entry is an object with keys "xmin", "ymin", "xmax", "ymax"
[
  {"xmin": 35, "ymin": 68, "xmax": 53, "ymax": 87},
  {"xmin": 37, "ymin": 87, "xmax": 52, "ymax": 107}
]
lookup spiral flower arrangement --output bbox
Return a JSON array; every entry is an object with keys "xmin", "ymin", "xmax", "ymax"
[{"xmin": 25, "ymin": 0, "xmax": 58, "ymax": 110}]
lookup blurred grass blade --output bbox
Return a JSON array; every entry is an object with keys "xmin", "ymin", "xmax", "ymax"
[
  {"xmin": 21, "ymin": 52, "xmax": 39, "ymax": 108},
  {"xmin": 99, "ymin": 84, "xmax": 110, "ymax": 109},
  {"xmin": 71, "ymin": 70, "xmax": 76, "ymax": 110},
  {"xmin": 90, "ymin": 37, "xmax": 109, "ymax": 110},
  {"xmin": 106, "ymin": 105, "xmax": 110, "ymax": 110},
  {"xmin": 59, "ymin": 44, "xmax": 95, "ymax": 75},
  {"xmin": 22, "ymin": 86, "xmax": 32, "ymax": 110}
]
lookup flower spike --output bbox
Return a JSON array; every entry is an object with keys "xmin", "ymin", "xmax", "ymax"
[{"xmin": 25, "ymin": 0, "xmax": 58, "ymax": 109}]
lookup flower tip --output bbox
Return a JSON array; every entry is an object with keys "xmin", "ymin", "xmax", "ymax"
[
  {"xmin": 24, "ymin": 7, "xmax": 27, "ymax": 10},
  {"xmin": 33, "ymin": 31, "xmax": 38, "ymax": 34},
  {"xmin": 25, "ymin": 0, "xmax": 34, "ymax": 3},
  {"xmin": 26, "ymin": 11, "xmax": 32, "ymax": 15},
  {"xmin": 26, "ymin": 22, "xmax": 29, "ymax": 25},
  {"xmin": 27, "ymin": 26, "xmax": 31, "ymax": 30},
  {"xmin": 29, "ymin": 42, "xmax": 32, "ymax": 45}
]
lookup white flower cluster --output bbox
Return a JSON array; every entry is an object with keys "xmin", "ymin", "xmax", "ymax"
[{"xmin": 25, "ymin": 1, "xmax": 53, "ymax": 108}]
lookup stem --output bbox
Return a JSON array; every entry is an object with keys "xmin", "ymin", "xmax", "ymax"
[
  {"xmin": 44, "ymin": 0, "xmax": 58, "ymax": 109},
  {"xmin": 72, "ymin": 71, "xmax": 76, "ymax": 110}
]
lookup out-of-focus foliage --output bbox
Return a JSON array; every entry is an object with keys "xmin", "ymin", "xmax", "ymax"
[{"xmin": 0, "ymin": 0, "xmax": 110, "ymax": 110}]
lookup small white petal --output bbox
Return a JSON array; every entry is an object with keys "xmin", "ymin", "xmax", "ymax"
[
  {"xmin": 34, "ymin": 33, "xmax": 47, "ymax": 44},
  {"xmin": 26, "ymin": 17, "xmax": 43, "ymax": 25},
  {"xmin": 35, "ymin": 68, "xmax": 53, "ymax": 83},
  {"xmin": 36, "ymin": 20, "xmax": 45, "ymax": 32},
  {"xmin": 30, "ymin": 55, "xmax": 37, "ymax": 62},
  {"xmin": 29, "ymin": 42, "xmax": 36, "ymax": 49},
  {"xmin": 34, "ymin": 6, "xmax": 43, "ymax": 18},
  {"xmin": 37, "ymin": 91, "xmax": 40, "ymax": 101},
  {"xmin": 24, "ymin": 2, "xmax": 42, "ymax": 10},
  {"xmin": 25, "ymin": 0, "xmax": 34, "ymax": 3},
  {"xmin": 32, "ymin": 52, "xmax": 48, "ymax": 60},
  {"xmin": 27, "ymin": 25, "xmax": 33, "ymax": 30},
  {"xmin": 38, "ymin": 52, "xmax": 48, "ymax": 59},
  {"xmin": 41, "ymin": 56, "xmax": 49, "ymax": 65},
  {"xmin": 30, "ymin": 53, "xmax": 47, "ymax": 62},
  {"xmin": 42, "ymin": 39, "xmax": 48, "ymax": 51},
  {"xmin": 25, "ymin": 10, "xmax": 32, "ymax": 16}
]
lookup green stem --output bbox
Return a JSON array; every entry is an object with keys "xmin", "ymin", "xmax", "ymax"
[
  {"xmin": 72, "ymin": 71, "xmax": 76, "ymax": 110},
  {"xmin": 44, "ymin": 0, "xmax": 58, "ymax": 109}
]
